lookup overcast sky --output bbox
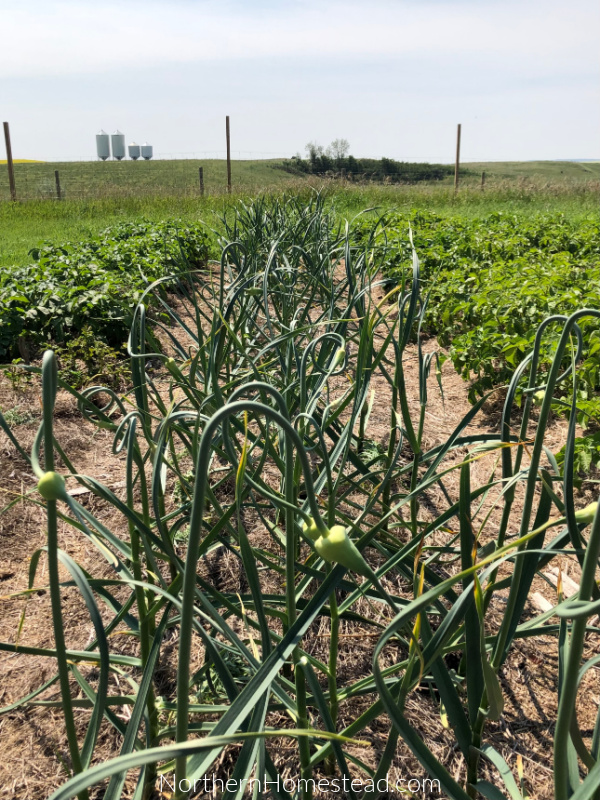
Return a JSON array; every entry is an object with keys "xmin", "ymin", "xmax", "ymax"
[{"xmin": 1, "ymin": 0, "xmax": 598, "ymax": 163}]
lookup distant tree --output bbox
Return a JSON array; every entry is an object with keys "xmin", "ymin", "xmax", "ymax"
[
  {"xmin": 327, "ymin": 138, "xmax": 350, "ymax": 160},
  {"xmin": 282, "ymin": 145, "xmax": 465, "ymax": 183},
  {"xmin": 347, "ymin": 155, "xmax": 359, "ymax": 173},
  {"xmin": 305, "ymin": 141, "xmax": 324, "ymax": 162},
  {"xmin": 381, "ymin": 157, "xmax": 397, "ymax": 176}
]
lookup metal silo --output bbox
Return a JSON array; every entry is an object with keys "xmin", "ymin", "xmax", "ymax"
[
  {"xmin": 128, "ymin": 142, "xmax": 141, "ymax": 160},
  {"xmin": 111, "ymin": 130, "xmax": 126, "ymax": 160},
  {"xmin": 141, "ymin": 142, "xmax": 153, "ymax": 160},
  {"xmin": 96, "ymin": 130, "xmax": 110, "ymax": 160}
]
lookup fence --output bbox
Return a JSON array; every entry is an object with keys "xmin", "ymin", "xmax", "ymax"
[
  {"xmin": 2, "ymin": 152, "xmax": 599, "ymax": 203},
  {"xmin": 0, "ymin": 152, "xmax": 302, "ymax": 202}
]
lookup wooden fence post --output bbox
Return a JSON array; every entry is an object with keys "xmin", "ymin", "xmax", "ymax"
[
  {"xmin": 55, "ymin": 169, "xmax": 62, "ymax": 200},
  {"xmin": 198, "ymin": 166, "xmax": 204, "ymax": 196},
  {"xmin": 454, "ymin": 123, "xmax": 461, "ymax": 195},
  {"xmin": 226, "ymin": 116, "xmax": 231, "ymax": 193},
  {"xmin": 481, "ymin": 170, "xmax": 486, "ymax": 190},
  {"xmin": 3, "ymin": 121, "xmax": 17, "ymax": 201}
]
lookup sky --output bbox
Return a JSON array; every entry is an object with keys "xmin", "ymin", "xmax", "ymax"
[{"xmin": 1, "ymin": 0, "xmax": 598, "ymax": 163}]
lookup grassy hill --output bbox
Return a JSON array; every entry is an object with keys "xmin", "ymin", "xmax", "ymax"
[
  {"xmin": 460, "ymin": 160, "xmax": 600, "ymax": 182},
  {"xmin": 0, "ymin": 158, "xmax": 294, "ymax": 201},
  {"xmin": 1, "ymin": 157, "xmax": 599, "ymax": 202}
]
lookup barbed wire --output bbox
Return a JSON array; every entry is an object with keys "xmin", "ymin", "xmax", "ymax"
[{"xmin": 1, "ymin": 152, "xmax": 597, "ymax": 203}]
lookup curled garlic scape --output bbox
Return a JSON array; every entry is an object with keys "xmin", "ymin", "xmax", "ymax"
[
  {"xmin": 37, "ymin": 471, "xmax": 67, "ymax": 501},
  {"xmin": 304, "ymin": 519, "xmax": 371, "ymax": 578},
  {"xmin": 574, "ymin": 502, "xmax": 598, "ymax": 525}
]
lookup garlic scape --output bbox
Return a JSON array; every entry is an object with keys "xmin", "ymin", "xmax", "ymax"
[
  {"xmin": 305, "ymin": 519, "xmax": 401, "ymax": 613},
  {"xmin": 302, "ymin": 517, "xmax": 322, "ymax": 542},
  {"xmin": 574, "ymin": 502, "xmax": 598, "ymax": 525},
  {"xmin": 313, "ymin": 524, "xmax": 373, "ymax": 579},
  {"xmin": 303, "ymin": 518, "xmax": 374, "ymax": 580},
  {"xmin": 37, "ymin": 471, "xmax": 68, "ymax": 502}
]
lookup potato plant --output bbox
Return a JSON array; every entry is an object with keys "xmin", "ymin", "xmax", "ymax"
[
  {"xmin": 376, "ymin": 211, "xmax": 600, "ymax": 404},
  {"xmin": 0, "ymin": 220, "xmax": 213, "ymax": 358}
]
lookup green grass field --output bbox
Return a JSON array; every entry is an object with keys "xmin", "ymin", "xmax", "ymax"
[
  {"xmin": 461, "ymin": 159, "xmax": 600, "ymax": 182},
  {"xmin": 1, "ymin": 158, "xmax": 598, "ymax": 267},
  {"xmin": 2, "ymin": 157, "xmax": 598, "ymax": 202},
  {"xmin": 0, "ymin": 158, "xmax": 295, "ymax": 202}
]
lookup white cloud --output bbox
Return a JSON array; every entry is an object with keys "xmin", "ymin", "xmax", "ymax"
[{"xmin": 0, "ymin": 0, "xmax": 597, "ymax": 78}]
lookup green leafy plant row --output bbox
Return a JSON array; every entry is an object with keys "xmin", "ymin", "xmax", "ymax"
[
  {"xmin": 0, "ymin": 219, "xmax": 214, "ymax": 359},
  {"xmin": 376, "ymin": 210, "xmax": 600, "ymax": 407}
]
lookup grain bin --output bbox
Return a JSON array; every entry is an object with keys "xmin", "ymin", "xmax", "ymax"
[
  {"xmin": 111, "ymin": 130, "xmax": 126, "ymax": 160},
  {"xmin": 141, "ymin": 142, "xmax": 153, "ymax": 160},
  {"xmin": 128, "ymin": 142, "xmax": 141, "ymax": 160},
  {"xmin": 96, "ymin": 130, "xmax": 110, "ymax": 160}
]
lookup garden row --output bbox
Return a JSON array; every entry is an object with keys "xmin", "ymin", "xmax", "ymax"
[
  {"xmin": 372, "ymin": 210, "xmax": 600, "ymax": 416},
  {"xmin": 3, "ymin": 207, "xmax": 599, "ymax": 411},
  {"xmin": 0, "ymin": 219, "xmax": 214, "ymax": 359}
]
